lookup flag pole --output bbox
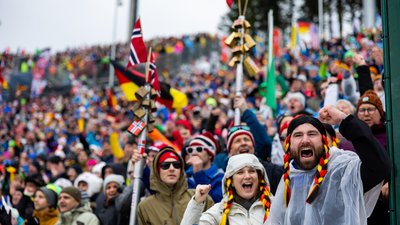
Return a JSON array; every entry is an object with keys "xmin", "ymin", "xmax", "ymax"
[
  {"xmin": 129, "ymin": 48, "xmax": 152, "ymax": 225},
  {"xmin": 234, "ymin": 0, "xmax": 247, "ymax": 126},
  {"xmin": 268, "ymin": 10, "xmax": 273, "ymax": 75}
]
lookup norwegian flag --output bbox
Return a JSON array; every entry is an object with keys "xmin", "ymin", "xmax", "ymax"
[
  {"xmin": 149, "ymin": 54, "xmax": 161, "ymax": 95},
  {"xmin": 126, "ymin": 18, "xmax": 147, "ymax": 69},
  {"xmin": 127, "ymin": 119, "xmax": 146, "ymax": 136}
]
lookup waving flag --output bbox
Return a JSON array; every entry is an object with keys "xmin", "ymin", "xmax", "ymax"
[
  {"xmin": 149, "ymin": 54, "xmax": 161, "ymax": 94},
  {"xmin": 126, "ymin": 18, "xmax": 147, "ymax": 69},
  {"xmin": 227, "ymin": 0, "xmax": 234, "ymax": 8},
  {"xmin": 128, "ymin": 119, "xmax": 146, "ymax": 136},
  {"xmin": 111, "ymin": 60, "xmax": 188, "ymax": 110},
  {"xmin": 0, "ymin": 67, "xmax": 8, "ymax": 89}
]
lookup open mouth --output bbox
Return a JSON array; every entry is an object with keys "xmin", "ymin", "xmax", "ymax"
[
  {"xmin": 300, "ymin": 149, "xmax": 314, "ymax": 158},
  {"xmin": 242, "ymin": 183, "xmax": 253, "ymax": 192}
]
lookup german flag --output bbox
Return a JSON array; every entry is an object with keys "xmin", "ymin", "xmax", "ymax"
[
  {"xmin": 0, "ymin": 67, "xmax": 8, "ymax": 89},
  {"xmin": 107, "ymin": 88, "xmax": 117, "ymax": 110},
  {"xmin": 111, "ymin": 60, "xmax": 188, "ymax": 110}
]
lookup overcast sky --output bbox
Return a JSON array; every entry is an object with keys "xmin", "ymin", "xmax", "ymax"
[{"xmin": 0, "ymin": 0, "xmax": 228, "ymax": 53}]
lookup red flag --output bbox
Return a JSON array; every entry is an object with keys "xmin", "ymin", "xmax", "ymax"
[
  {"xmin": 149, "ymin": 54, "xmax": 161, "ymax": 95},
  {"xmin": 127, "ymin": 119, "xmax": 146, "ymax": 136},
  {"xmin": 226, "ymin": 0, "xmax": 234, "ymax": 8},
  {"xmin": 126, "ymin": 18, "xmax": 147, "ymax": 69}
]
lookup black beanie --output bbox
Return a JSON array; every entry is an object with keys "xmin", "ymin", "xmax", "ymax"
[{"xmin": 287, "ymin": 115, "xmax": 326, "ymax": 137}]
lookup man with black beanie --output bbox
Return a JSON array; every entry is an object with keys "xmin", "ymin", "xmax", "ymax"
[{"xmin": 266, "ymin": 105, "xmax": 391, "ymax": 225}]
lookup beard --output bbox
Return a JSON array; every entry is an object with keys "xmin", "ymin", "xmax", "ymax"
[{"xmin": 291, "ymin": 144, "xmax": 324, "ymax": 170}]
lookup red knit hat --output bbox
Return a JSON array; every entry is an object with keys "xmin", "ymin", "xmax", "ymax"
[
  {"xmin": 157, "ymin": 150, "xmax": 180, "ymax": 173},
  {"xmin": 226, "ymin": 126, "xmax": 255, "ymax": 152},
  {"xmin": 176, "ymin": 119, "xmax": 193, "ymax": 134}
]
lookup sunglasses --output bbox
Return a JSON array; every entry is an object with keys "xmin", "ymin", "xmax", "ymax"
[
  {"xmin": 185, "ymin": 146, "xmax": 212, "ymax": 154},
  {"xmin": 160, "ymin": 161, "xmax": 182, "ymax": 170}
]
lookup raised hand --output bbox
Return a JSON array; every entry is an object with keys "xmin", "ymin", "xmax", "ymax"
[
  {"xmin": 186, "ymin": 155, "xmax": 204, "ymax": 173},
  {"xmin": 353, "ymin": 54, "xmax": 366, "ymax": 66},
  {"xmin": 233, "ymin": 95, "xmax": 248, "ymax": 113},
  {"xmin": 194, "ymin": 184, "xmax": 211, "ymax": 204},
  {"xmin": 319, "ymin": 105, "xmax": 348, "ymax": 126}
]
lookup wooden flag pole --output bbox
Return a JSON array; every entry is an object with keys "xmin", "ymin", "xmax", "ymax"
[{"xmin": 129, "ymin": 48, "xmax": 152, "ymax": 225}]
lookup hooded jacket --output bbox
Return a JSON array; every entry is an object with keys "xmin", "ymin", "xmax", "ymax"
[
  {"xmin": 182, "ymin": 154, "xmax": 271, "ymax": 225},
  {"xmin": 55, "ymin": 203, "xmax": 99, "ymax": 225},
  {"xmin": 137, "ymin": 148, "xmax": 213, "ymax": 225},
  {"xmin": 31, "ymin": 208, "xmax": 59, "ymax": 225},
  {"xmin": 74, "ymin": 172, "xmax": 103, "ymax": 198}
]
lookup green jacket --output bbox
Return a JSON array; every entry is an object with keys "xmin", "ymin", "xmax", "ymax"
[
  {"xmin": 137, "ymin": 149, "xmax": 214, "ymax": 225},
  {"xmin": 56, "ymin": 203, "xmax": 99, "ymax": 225}
]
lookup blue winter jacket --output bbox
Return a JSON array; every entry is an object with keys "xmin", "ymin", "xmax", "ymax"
[{"xmin": 186, "ymin": 164, "xmax": 224, "ymax": 202}]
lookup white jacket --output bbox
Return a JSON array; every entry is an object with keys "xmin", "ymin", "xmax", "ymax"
[{"xmin": 199, "ymin": 199, "xmax": 266, "ymax": 225}]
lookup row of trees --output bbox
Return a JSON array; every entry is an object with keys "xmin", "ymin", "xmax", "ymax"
[{"xmin": 220, "ymin": 0, "xmax": 381, "ymax": 39}]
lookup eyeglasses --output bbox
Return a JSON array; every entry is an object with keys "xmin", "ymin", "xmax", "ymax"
[
  {"xmin": 358, "ymin": 107, "xmax": 377, "ymax": 114},
  {"xmin": 228, "ymin": 125, "xmax": 251, "ymax": 137},
  {"xmin": 185, "ymin": 146, "xmax": 212, "ymax": 154},
  {"xmin": 159, "ymin": 161, "xmax": 182, "ymax": 170}
]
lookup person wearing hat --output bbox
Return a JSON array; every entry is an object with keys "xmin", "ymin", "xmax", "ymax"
[
  {"xmin": 25, "ymin": 187, "xmax": 59, "ymax": 225},
  {"xmin": 95, "ymin": 174, "xmax": 127, "ymax": 225},
  {"xmin": 266, "ymin": 105, "xmax": 390, "ymax": 225},
  {"xmin": 137, "ymin": 148, "xmax": 213, "ymax": 225},
  {"xmin": 181, "ymin": 154, "xmax": 272, "ymax": 225},
  {"xmin": 356, "ymin": 90, "xmax": 389, "ymax": 225},
  {"xmin": 185, "ymin": 132, "xmax": 224, "ymax": 202},
  {"xmin": 225, "ymin": 125, "xmax": 283, "ymax": 195},
  {"xmin": 284, "ymin": 91, "xmax": 307, "ymax": 115},
  {"xmin": 14, "ymin": 174, "xmax": 45, "ymax": 220},
  {"xmin": 176, "ymin": 119, "xmax": 193, "ymax": 143},
  {"xmin": 233, "ymin": 95, "xmax": 272, "ymax": 161},
  {"xmin": 24, "ymin": 174, "xmax": 45, "ymax": 197},
  {"xmin": 56, "ymin": 186, "xmax": 99, "ymax": 225},
  {"xmin": 140, "ymin": 142, "xmax": 165, "ymax": 194}
]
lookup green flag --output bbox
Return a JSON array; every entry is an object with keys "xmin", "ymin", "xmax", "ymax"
[{"xmin": 266, "ymin": 57, "xmax": 277, "ymax": 111}]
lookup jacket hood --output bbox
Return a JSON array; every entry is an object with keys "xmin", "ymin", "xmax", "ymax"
[
  {"xmin": 74, "ymin": 172, "xmax": 103, "ymax": 197},
  {"xmin": 150, "ymin": 148, "xmax": 188, "ymax": 196},
  {"xmin": 222, "ymin": 154, "xmax": 270, "ymax": 194}
]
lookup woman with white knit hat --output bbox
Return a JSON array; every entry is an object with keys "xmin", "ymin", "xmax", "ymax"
[{"xmin": 181, "ymin": 153, "xmax": 272, "ymax": 225}]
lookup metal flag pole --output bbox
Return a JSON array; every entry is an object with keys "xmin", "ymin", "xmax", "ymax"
[
  {"xmin": 234, "ymin": 16, "xmax": 245, "ymax": 126},
  {"xmin": 234, "ymin": 0, "xmax": 247, "ymax": 126},
  {"xmin": 129, "ymin": 48, "xmax": 152, "ymax": 225}
]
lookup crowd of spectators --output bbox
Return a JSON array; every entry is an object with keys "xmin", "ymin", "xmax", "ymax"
[{"xmin": 0, "ymin": 27, "xmax": 389, "ymax": 225}]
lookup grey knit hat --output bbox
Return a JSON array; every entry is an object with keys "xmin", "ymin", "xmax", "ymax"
[{"xmin": 38, "ymin": 187, "xmax": 58, "ymax": 209}]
